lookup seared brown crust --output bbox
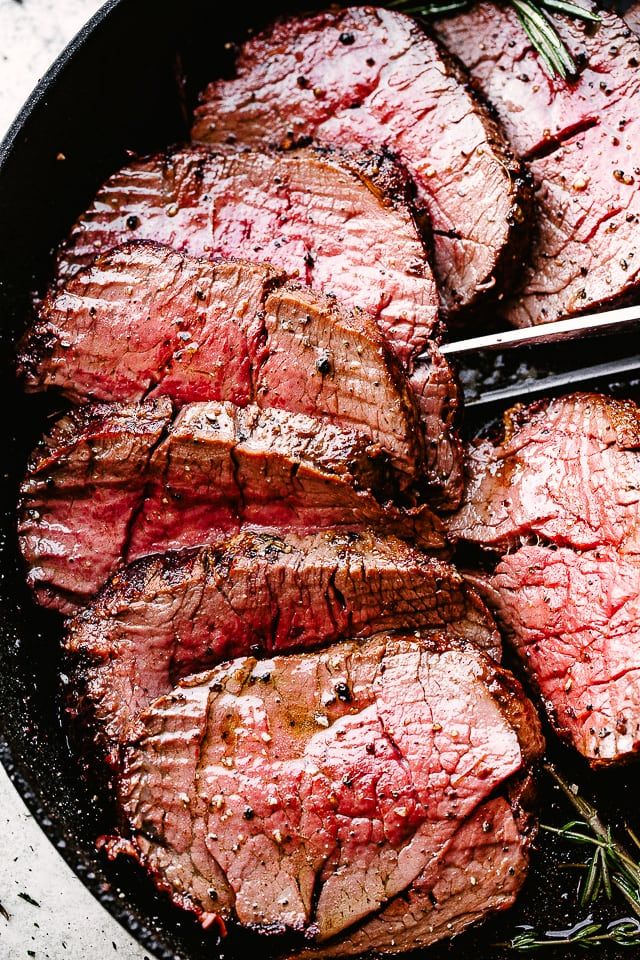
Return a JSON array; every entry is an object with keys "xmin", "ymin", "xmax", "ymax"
[
  {"xmin": 192, "ymin": 5, "xmax": 534, "ymax": 315},
  {"xmin": 65, "ymin": 529, "xmax": 501, "ymax": 766},
  {"xmin": 108, "ymin": 634, "xmax": 542, "ymax": 942},
  {"xmin": 317, "ymin": 146, "xmax": 429, "ymax": 225},
  {"xmin": 19, "ymin": 399, "xmax": 447, "ymax": 612}
]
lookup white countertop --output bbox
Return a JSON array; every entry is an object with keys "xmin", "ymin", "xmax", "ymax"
[{"xmin": 0, "ymin": 2, "xmax": 149, "ymax": 957}]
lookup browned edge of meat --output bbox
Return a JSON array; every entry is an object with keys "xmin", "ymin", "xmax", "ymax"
[
  {"xmin": 23, "ymin": 137, "xmax": 467, "ymax": 506},
  {"xmin": 430, "ymin": 27, "xmax": 534, "ymax": 325},
  {"xmin": 64, "ymin": 528, "xmax": 501, "ymax": 768},
  {"xmin": 20, "ymin": 239, "xmax": 435, "ymax": 498},
  {"xmin": 293, "ymin": 717, "xmax": 542, "ymax": 958},
  {"xmin": 448, "ymin": 391, "xmax": 640, "ymax": 552},
  {"xmin": 191, "ymin": 5, "xmax": 534, "ymax": 317},
  {"xmin": 468, "ymin": 552, "xmax": 640, "ymax": 768},
  {"xmin": 411, "ymin": 343, "xmax": 465, "ymax": 510},
  {"xmin": 102, "ymin": 634, "xmax": 543, "ymax": 945},
  {"xmin": 50, "ymin": 145, "xmax": 440, "ymax": 368},
  {"xmin": 17, "ymin": 399, "xmax": 173, "ymax": 614},
  {"xmin": 435, "ymin": 1, "xmax": 640, "ymax": 327},
  {"xmin": 18, "ymin": 399, "xmax": 447, "ymax": 613}
]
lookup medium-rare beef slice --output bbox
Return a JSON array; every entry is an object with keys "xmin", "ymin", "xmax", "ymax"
[
  {"xmin": 451, "ymin": 392, "xmax": 640, "ymax": 764},
  {"xmin": 20, "ymin": 401, "xmax": 445, "ymax": 611},
  {"xmin": 21, "ymin": 242, "xmax": 423, "ymax": 492},
  {"xmin": 18, "ymin": 399, "xmax": 172, "ymax": 614},
  {"xmin": 294, "ymin": 797, "xmax": 529, "ymax": 957},
  {"xmin": 66, "ymin": 529, "xmax": 500, "ymax": 763},
  {"xmin": 436, "ymin": 2, "xmax": 640, "ymax": 326},
  {"xmin": 127, "ymin": 402, "xmax": 443, "ymax": 560},
  {"xmin": 191, "ymin": 6, "xmax": 532, "ymax": 315},
  {"xmin": 55, "ymin": 147, "xmax": 438, "ymax": 367},
  {"xmin": 51, "ymin": 148, "xmax": 463, "ymax": 507},
  {"xmin": 21, "ymin": 244, "xmax": 273, "ymax": 408},
  {"xmin": 111, "ymin": 635, "xmax": 540, "ymax": 939},
  {"xmin": 448, "ymin": 393, "xmax": 640, "ymax": 552},
  {"xmin": 472, "ymin": 545, "xmax": 640, "ymax": 765}
]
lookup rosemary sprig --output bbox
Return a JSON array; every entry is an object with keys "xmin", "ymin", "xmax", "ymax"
[
  {"xmin": 500, "ymin": 917, "xmax": 640, "ymax": 951},
  {"xmin": 512, "ymin": 0, "xmax": 577, "ymax": 77},
  {"xmin": 543, "ymin": 763, "xmax": 640, "ymax": 919},
  {"xmin": 385, "ymin": 0, "xmax": 602, "ymax": 79},
  {"xmin": 498, "ymin": 765, "xmax": 640, "ymax": 952}
]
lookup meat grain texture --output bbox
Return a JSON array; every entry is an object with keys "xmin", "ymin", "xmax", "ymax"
[
  {"xmin": 21, "ymin": 242, "xmax": 425, "ymax": 493},
  {"xmin": 55, "ymin": 148, "xmax": 438, "ymax": 368},
  {"xmin": 111, "ymin": 636, "xmax": 542, "ymax": 945},
  {"xmin": 12, "ymin": 5, "xmax": 561, "ymax": 950},
  {"xmin": 19, "ymin": 400, "xmax": 445, "ymax": 612},
  {"xmin": 451, "ymin": 393, "xmax": 640, "ymax": 764},
  {"xmin": 192, "ymin": 5, "xmax": 532, "ymax": 316},
  {"xmin": 299, "ymin": 798, "xmax": 529, "ymax": 957},
  {"xmin": 436, "ymin": 1, "xmax": 640, "ymax": 326},
  {"xmin": 48, "ymin": 148, "xmax": 464, "ymax": 507},
  {"xmin": 65, "ymin": 528, "xmax": 500, "ymax": 764}
]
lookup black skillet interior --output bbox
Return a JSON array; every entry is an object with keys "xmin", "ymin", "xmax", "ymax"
[{"xmin": 1, "ymin": 1, "xmax": 639, "ymax": 957}]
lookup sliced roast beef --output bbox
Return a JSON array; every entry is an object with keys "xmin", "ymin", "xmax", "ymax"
[
  {"xmin": 110, "ymin": 635, "xmax": 542, "ymax": 941},
  {"xmin": 451, "ymin": 393, "xmax": 640, "ymax": 764},
  {"xmin": 191, "ymin": 6, "xmax": 532, "ymax": 315},
  {"xmin": 50, "ymin": 148, "xmax": 463, "ymax": 507},
  {"xmin": 20, "ymin": 401, "xmax": 445, "ymax": 612},
  {"xmin": 18, "ymin": 400, "xmax": 172, "ymax": 614},
  {"xmin": 448, "ymin": 393, "xmax": 640, "ymax": 552},
  {"xmin": 475, "ymin": 545, "xmax": 640, "ymax": 765},
  {"xmin": 436, "ymin": 2, "xmax": 640, "ymax": 326},
  {"xmin": 22, "ymin": 244, "xmax": 275, "ymax": 407},
  {"xmin": 297, "ymin": 796, "xmax": 530, "ymax": 957},
  {"xmin": 65, "ymin": 529, "xmax": 500, "ymax": 764},
  {"xmin": 55, "ymin": 147, "xmax": 437, "ymax": 367},
  {"xmin": 20, "ymin": 242, "xmax": 424, "ymax": 490},
  {"xmin": 411, "ymin": 343, "xmax": 464, "ymax": 508}
]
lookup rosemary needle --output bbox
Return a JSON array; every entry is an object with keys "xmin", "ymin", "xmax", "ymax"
[
  {"xmin": 543, "ymin": 764, "xmax": 640, "ymax": 916},
  {"xmin": 499, "ymin": 917, "xmax": 640, "ymax": 951},
  {"xmin": 386, "ymin": 0, "xmax": 602, "ymax": 79}
]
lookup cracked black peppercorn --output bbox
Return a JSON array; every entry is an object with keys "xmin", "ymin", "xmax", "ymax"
[{"xmin": 316, "ymin": 353, "xmax": 332, "ymax": 375}]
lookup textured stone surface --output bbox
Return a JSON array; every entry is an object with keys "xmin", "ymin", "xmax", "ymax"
[{"xmin": 0, "ymin": 2, "xmax": 147, "ymax": 957}]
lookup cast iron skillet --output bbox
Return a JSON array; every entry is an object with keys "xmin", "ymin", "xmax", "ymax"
[{"xmin": 1, "ymin": 2, "xmax": 639, "ymax": 957}]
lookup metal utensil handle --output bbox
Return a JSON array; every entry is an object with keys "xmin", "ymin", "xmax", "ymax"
[
  {"xmin": 465, "ymin": 354, "xmax": 640, "ymax": 407},
  {"xmin": 438, "ymin": 304, "xmax": 640, "ymax": 357}
]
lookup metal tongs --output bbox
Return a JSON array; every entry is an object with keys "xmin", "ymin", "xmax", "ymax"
[{"xmin": 435, "ymin": 304, "xmax": 640, "ymax": 407}]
